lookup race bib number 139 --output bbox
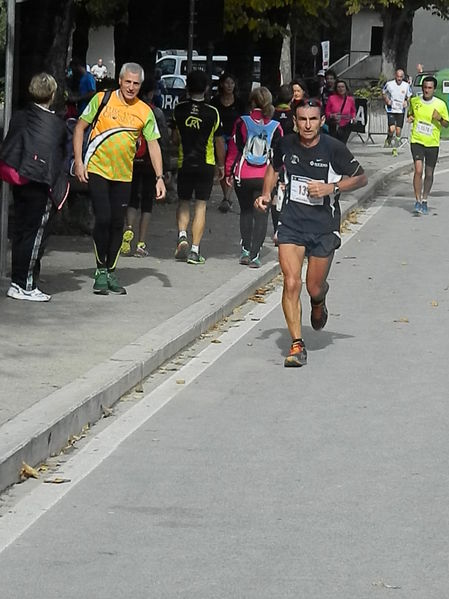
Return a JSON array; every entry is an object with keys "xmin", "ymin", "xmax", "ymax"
[{"xmin": 290, "ymin": 175, "xmax": 324, "ymax": 206}]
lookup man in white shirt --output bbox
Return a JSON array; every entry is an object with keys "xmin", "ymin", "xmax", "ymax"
[
  {"xmin": 90, "ymin": 58, "xmax": 108, "ymax": 82},
  {"xmin": 382, "ymin": 69, "xmax": 411, "ymax": 149}
]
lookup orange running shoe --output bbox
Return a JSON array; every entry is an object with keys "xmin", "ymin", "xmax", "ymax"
[{"xmin": 284, "ymin": 339, "xmax": 307, "ymax": 367}]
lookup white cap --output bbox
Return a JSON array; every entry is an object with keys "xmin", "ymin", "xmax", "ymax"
[{"xmin": 317, "ymin": 69, "xmax": 326, "ymax": 77}]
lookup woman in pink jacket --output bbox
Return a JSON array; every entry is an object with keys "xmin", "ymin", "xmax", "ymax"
[
  {"xmin": 325, "ymin": 79, "xmax": 356, "ymax": 145},
  {"xmin": 225, "ymin": 87, "xmax": 283, "ymax": 268}
]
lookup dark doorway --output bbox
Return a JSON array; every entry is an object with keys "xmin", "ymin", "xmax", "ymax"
[{"xmin": 370, "ymin": 26, "xmax": 383, "ymax": 55}]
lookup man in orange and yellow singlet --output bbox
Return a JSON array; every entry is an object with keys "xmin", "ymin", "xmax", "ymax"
[{"xmin": 73, "ymin": 62, "xmax": 166, "ymax": 295}]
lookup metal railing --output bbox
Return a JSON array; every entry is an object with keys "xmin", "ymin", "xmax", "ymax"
[{"xmin": 364, "ymin": 99, "xmax": 410, "ymax": 144}]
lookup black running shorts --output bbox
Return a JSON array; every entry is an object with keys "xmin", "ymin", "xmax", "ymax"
[
  {"xmin": 387, "ymin": 113, "xmax": 405, "ymax": 128},
  {"xmin": 410, "ymin": 143, "xmax": 439, "ymax": 168},
  {"xmin": 177, "ymin": 166, "xmax": 215, "ymax": 201},
  {"xmin": 277, "ymin": 224, "xmax": 341, "ymax": 257}
]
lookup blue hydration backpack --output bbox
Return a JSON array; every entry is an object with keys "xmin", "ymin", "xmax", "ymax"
[{"xmin": 240, "ymin": 115, "xmax": 279, "ymax": 167}]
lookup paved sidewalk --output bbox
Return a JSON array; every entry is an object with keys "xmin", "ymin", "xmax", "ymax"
[{"xmin": 1, "ymin": 138, "xmax": 448, "ymax": 492}]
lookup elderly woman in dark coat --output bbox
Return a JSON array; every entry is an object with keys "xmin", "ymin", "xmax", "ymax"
[{"xmin": 0, "ymin": 73, "xmax": 69, "ymax": 301}]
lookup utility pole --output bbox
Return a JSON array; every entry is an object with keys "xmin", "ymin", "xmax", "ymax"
[
  {"xmin": 187, "ymin": 0, "xmax": 195, "ymax": 73},
  {"xmin": 0, "ymin": 0, "xmax": 16, "ymax": 279}
]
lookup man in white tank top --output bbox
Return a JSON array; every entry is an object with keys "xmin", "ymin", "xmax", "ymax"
[{"xmin": 382, "ymin": 69, "xmax": 411, "ymax": 148}]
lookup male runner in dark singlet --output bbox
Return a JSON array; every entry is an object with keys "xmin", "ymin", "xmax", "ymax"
[{"xmin": 255, "ymin": 99, "xmax": 367, "ymax": 367}]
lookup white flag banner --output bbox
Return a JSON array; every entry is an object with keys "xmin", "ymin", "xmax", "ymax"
[{"xmin": 321, "ymin": 40, "xmax": 330, "ymax": 70}]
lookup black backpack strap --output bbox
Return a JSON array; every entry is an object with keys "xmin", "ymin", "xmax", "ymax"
[{"xmin": 91, "ymin": 89, "xmax": 112, "ymax": 128}]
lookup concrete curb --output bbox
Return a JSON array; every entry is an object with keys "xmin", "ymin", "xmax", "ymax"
[
  {"xmin": 0, "ymin": 260, "xmax": 280, "ymax": 493},
  {"xmin": 1, "ymin": 152, "xmax": 448, "ymax": 493}
]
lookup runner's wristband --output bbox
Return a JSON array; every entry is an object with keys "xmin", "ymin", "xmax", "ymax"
[{"xmin": 155, "ymin": 175, "xmax": 164, "ymax": 181}]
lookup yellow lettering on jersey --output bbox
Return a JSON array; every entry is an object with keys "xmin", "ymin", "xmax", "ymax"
[{"xmin": 185, "ymin": 116, "xmax": 202, "ymax": 129}]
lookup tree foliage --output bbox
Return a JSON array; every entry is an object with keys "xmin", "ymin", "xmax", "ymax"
[
  {"xmin": 345, "ymin": 0, "xmax": 449, "ymax": 18},
  {"xmin": 75, "ymin": 0, "xmax": 128, "ymax": 25},
  {"xmin": 224, "ymin": 0, "xmax": 328, "ymax": 37},
  {"xmin": 345, "ymin": 0, "xmax": 449, "ymax": 77}
]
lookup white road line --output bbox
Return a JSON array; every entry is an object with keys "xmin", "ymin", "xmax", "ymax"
[
  {"xmin": 0, "ymin": 195, "xmax": 386, "ymax": 555},
  {"xmin": 434, "ymin": 167, "xmax": 449, "ymax": 177}
]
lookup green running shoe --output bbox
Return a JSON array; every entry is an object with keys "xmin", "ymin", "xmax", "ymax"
[
  {"xmin": 239, "ymin": 249, "xmax": 250, "ymax": 265},
  {"xmin": 249, "ymin": 255, "xmax": 261, "ymax": 269},
  {"xmin": 175, "ymin": 235, "xmax": 189, "ymax": 260},
  {"xmin": 93, "ymin": 268, "xmax": 108, "ymax": 295},
  {"xmin": 107, "ymin": 271, "xmax": 127, "ymax": 295},
  {"xmin": 187, "ymin": 250, "xmax": 206, "ymax": 264}
]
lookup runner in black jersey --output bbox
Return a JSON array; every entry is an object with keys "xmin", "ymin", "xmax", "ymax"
[
  {"xmin": 172, "ymin": 70, "xmax": 225, "ymax": 264},
  {"xmin": 255, "ymin": 98, "xmax": 367, "ymax": 367}
]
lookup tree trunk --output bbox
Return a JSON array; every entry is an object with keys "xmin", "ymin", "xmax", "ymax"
[
  {"xmin": 113, "ymin": 17, "xmax": 129, "ymax": 80},
  {"xmin": 259, "ymin": 34, "xmax": 283, "ymax": 93},
  {"xmin": 16, "ymin": 0, "xmax": 74, "ymax": 109},
  {"xmin": 71, "ymin": 2, "xmax": 90, "ymax": 66},
  {"xmin": 279, "ymin": 26, "xmax": 292, "ymax": 86},
  {"xmin": 258, "ymin": 6, "xmax": 290, "ymax": 95},
  {"xmin": 381, "ymin": 6, "xmax": 415, "ymax": 78},
  {"xmin": 45, "ymin": 0, "xmax": 75, "ymax": 113},
  {"xmin": 225, "ymin": 29, "xmax": 256, "ymax": 105},
  {"xmin": 127, "ymin": 0, "xmax": 157, "ymax": 77}
]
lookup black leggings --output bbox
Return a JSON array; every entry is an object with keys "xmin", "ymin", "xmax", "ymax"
[
  {"xmin": 235, "ymin": 178, "xmax": 267, "ymax": 259},
  {"xmin": 88, "ymin": 173, "xmax": 131, "ymax": 270},
  {"xmin": 129, "ymin": 165, "xmax": 155, "ymax": 213},
  {"xmin": 11, "ymin": 182, "xmax": 55, "ymax": 290}
]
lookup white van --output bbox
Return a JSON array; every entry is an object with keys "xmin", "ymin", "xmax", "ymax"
[
  {"xmin": 156, "ymin": 52, "xmax": 260, "ymax": 88},
  {"xmin": 156, "ymin": 53, "xmax": 226, "ymax": 79}
]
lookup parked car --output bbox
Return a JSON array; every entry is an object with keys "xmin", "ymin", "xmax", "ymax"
[
  {"xmin": 411, "ymin": 71, "xmax": 436, "ymax": 97},
  {"xmin": 161, "ymin": 74, "xmax": 186, "ymax": 90}
]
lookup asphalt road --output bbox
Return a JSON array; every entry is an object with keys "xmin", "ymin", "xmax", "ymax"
[{"xmin": 1, "ymin": 168, "xmax": 449, "ymax": 598}]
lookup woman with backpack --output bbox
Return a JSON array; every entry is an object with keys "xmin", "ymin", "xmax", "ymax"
[{"xmin": 225, "ymin": 87, "xmax": 283, "ymax": 268}]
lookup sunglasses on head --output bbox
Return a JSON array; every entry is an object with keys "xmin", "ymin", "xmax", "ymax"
[{"xmin": 296, "ymin": 98, "xmax": 322, "ymax": 109}]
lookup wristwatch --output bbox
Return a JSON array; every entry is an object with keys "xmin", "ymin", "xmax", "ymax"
[
  {"xmin": 155, "ymin": 175, "xmax": 164, "ymax": 181},
  {"xmin": 333, "ymin": 183, "xmax": 340, "ymax": 195}
]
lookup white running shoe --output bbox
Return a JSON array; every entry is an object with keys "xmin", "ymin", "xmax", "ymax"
[{"xmin": 6, "ymin": 282, "xmax": 51, "ymax": 302}]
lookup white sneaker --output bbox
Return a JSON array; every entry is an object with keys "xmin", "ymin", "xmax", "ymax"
[{"xmin": 6, "ymin": 282, "xmax": 51, "ymax": 302}]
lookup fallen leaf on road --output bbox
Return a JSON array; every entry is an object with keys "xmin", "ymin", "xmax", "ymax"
[
  {"xmin": 44, "ymin": 478, "xmax": 71, "ymax": 484},
  {"xmin": 401, "ymin": 261, "xmax": 408, "ymax": 266},
  {"xmin": 431, "ymin": 300, "xmax": 439, "ymax": 307},
  {"xmin": 176, "ymin": 379, "xmax": 185, "ymax": 385},
  {"xmin": 393, "ymin": 317, "xmax": 409, "ymax": 323},
  {"xmin": 249, "ymin": 295, "xmax": 266, "ymax": 303},
  {"xmin": 20, "ymin": 462, "xmax": 39, "ymax": 480},
  {"xmin": 255, "ymin": 287, "xmax": 267, "ymax": 295},
  {"xmin": 135, "ymin": 382, "xmax": 144, "ymax": 393},
  {"xmin": 211, "ymin": 339, "xmax": 222, "ymax": 344},
  {"xmin": 372, "ymin": 580, "xmax": 401, "ymax": 589},
  {"xmin": 102, "ymin": 405, "xmax": 114, "ymax": 418},
  {"xmin": 348, "ymin": 211, "xmax": 359, "ymax": 224}
]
